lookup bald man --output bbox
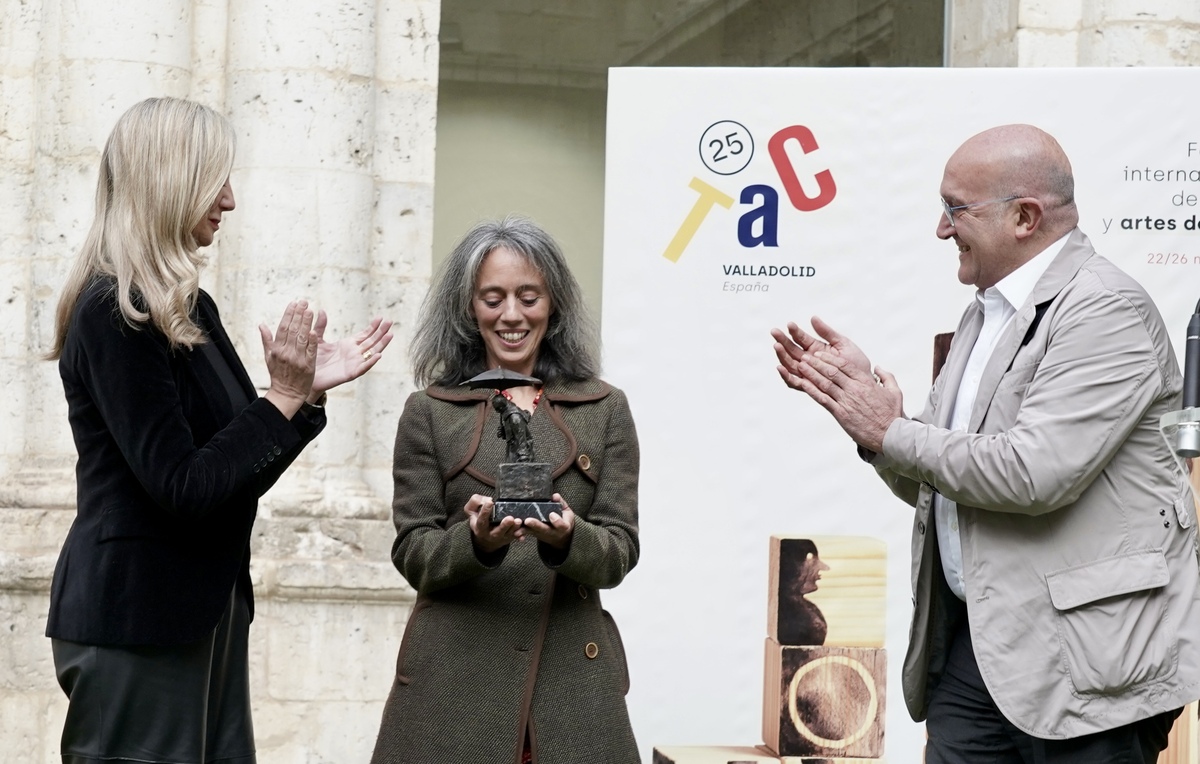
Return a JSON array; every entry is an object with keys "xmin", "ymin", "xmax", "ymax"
[{"xmin": 773, "ymin": 125, "xmax": 1200, "ymax": 763}]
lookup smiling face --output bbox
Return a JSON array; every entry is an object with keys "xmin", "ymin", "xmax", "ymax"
[
  {"xmin": 191, "ymin": 179, "xmax": 235, "ymax": 248},
  {"xmin": 936, "ymin": 154, "xmax": 1020, "ymax": 291},
  {"xmin": 472, "ymin": 247, "xmax": 553, "ymax": 377}
]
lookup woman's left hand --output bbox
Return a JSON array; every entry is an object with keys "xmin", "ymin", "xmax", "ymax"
[
  {"xmin": 523, "ymin": 493, "xmax": 575, "ymax": 550},
  {"xmin": 312, "ymin": 313, "xmax": 394, "ymax": 395}
]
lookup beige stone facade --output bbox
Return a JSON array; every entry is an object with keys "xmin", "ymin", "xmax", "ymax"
[
  {"xmin": 1, "ymin": 0, "xmax": 437, "ymax": 760},
  {"xmin": 3, "ymin": 1, "xmax": 1200, "ymax": 761}
]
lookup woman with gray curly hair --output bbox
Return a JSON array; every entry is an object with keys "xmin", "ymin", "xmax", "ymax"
[{"xmin": 371, "ymin": 217, "xmax": 641, "ymax": 764}]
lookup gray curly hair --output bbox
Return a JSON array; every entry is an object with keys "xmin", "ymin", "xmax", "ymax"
[{"xmin": 411, "ymin": 216, "xmax": 600, "ymax": 387}]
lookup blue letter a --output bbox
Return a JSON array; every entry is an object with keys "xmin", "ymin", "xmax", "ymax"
[{"xmin": 738, "ymin": 185, "xmax": 779, "ymax": 247}]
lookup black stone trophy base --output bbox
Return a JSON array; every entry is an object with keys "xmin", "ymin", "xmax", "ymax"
[
  {"xmin": 492, "ymin": 500, "xmax": 563, "ymax": 524},
  {"xmin": 491, "ymin": 462, "xmax": 557, "ymax": 525}
]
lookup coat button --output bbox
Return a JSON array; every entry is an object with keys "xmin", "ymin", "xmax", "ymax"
[
  {"xmin": 578, "ymin": 585, "xmax": 588, "ymax": 599},
  {"xmin": 917, "ymin": 521, "xmax": 926, "ymax": 534},
  {"xmin": 577, "ymin": 454, "xmax": 591, "ymax": 471},
  {"xmin": 273, "ymin": 445, "xmax": 282, "ymax": 456},
  {"xmin": 584, "ymin": 642, "xmax": 599, "ymax": 659}
]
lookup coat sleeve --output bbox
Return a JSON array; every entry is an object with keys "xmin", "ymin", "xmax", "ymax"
[
  {"xmin": 879, "ymin": 286, "xmax": 1165, "ymax": 515},
  {"xmin": 390, "ymin": 392, "xmax": 499, "ymax": 593},
  {"xmin": 868, "ymin": 364, "xmax": 945, "ymax": 509},
  {"xmin": 66, "ymin": 286, "xmax": 324, "ymax": 523},
  {"xmin": 543, "ymin": 388, "xmax": 640, "ymax": 589}
]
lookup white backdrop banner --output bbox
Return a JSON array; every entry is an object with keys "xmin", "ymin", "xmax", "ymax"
[{"xmin": 600, "ymin": 67, "xmax": 1200, "ymax": 761}]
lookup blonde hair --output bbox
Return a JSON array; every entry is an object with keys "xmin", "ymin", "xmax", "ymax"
[{"xmin": 48, "ymin": 97, "xmax": 236, "ymax": 359}]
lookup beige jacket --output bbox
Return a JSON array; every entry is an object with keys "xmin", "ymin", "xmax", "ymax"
[{"xmin": 874, "ymin": 229, "xmax": 1200, "ymax": 738}]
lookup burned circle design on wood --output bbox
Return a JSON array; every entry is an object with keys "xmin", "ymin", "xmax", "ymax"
[{"xmin": 786, "ymin": 655, "xmax": 878, "ymax": 749}]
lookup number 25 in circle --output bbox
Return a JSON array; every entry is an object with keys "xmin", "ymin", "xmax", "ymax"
[{"xmin": 700, "ymin": 120, "xmax": 754, "ymax": 175}]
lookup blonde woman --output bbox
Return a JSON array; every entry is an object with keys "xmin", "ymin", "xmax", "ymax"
[{"xmin": 45, "ymin": 97, "xmax": 392, "ymax": 764}]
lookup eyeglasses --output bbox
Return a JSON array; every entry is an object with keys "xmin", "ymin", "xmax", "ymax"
[{"xmin": 941, "ymin": 195, "xmax": 1018, "ymax": 227}]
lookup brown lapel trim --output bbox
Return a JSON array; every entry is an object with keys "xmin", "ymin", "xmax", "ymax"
[
  {"xmin": 428, "ymin": 379, "xmax": 611, "ymax": 485},
  {"xmin": 425, "ymin": 386, "xmax": 491, "ymax": 482}
]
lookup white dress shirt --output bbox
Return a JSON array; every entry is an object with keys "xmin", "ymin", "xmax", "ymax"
[{"xmin": 935, "ymin": 232, "xmax": 1070, "ymax": 600}]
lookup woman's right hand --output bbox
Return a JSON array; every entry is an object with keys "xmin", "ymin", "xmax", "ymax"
[
  {"xmin": 259, "ymin": 300, "xmax": 318, "ymax": 418},
  {"xmin": 464, "ymin": 494, "xmax": 524, "ymax": 554}
]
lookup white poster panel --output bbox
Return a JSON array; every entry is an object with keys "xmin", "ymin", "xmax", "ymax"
[{"xmin": 600, "ymin": 67, "xmax": 1200, "ymax": 761}]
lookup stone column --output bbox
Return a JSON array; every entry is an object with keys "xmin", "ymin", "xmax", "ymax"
[
  {"xmin": 215, "ymin": 2, "xmax": 437, "ymax": 759},
  {"xmin": 363, "ymin": 0, "xmax": 441, "ymax": 497},
  {"xmin": 0, "ymin": 0, "xmax": 196, "ymax": 755},
  {"xmin": 2, "ymin": 0, "xmax": 194, "ymax": 510},
  {"xmin": 0, "ymin": 0, "xmax": 48, "ymax": 511},
  {"xmin": 223, "ymin": 0, "xmax": 390, "ymax": 521}
]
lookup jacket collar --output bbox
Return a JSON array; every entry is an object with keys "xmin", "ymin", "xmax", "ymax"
[
  {"xmin": 966, "ymin": 227, "xmax": 1093, "ymax": 432},
  {"xmin": 426, "ymin": 376, "xmax": 611, "ymax": 404},
  {"xmin": 1024, "ymin": 227, "xmax": 1092, "ymax": 310}
]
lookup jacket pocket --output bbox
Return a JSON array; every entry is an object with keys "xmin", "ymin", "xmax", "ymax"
[
  {"xmin": 995, "ymin": 360, "xmax": 1038, "ymax": 393},
  {"xmin": 983, "ymin": 363, "xmax": 1038, "ymax": 432},
  {"xmin": 98, "ymin": 505, "xmax": 168, "ymax": 542},
  {"xmin": 1174, "ymin": 492, "xmax": 1196, "ymax": 530},
  {"xmin": 602, "ymin": 609, "xmax": 631, "ymax": 695},
  {"xmin": 394, "ymin": 598, "xmax": 431, "ymax": 685},
  {"xmin": 1046, "ymin": 550, "xmax": 1176, "ymax": 695}
]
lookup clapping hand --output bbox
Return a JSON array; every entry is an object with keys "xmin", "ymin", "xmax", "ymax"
[
  {"xmin": 312, "ymin": 313, "xmax": 394, "ymax": 395},
  {"xmin": 771, "ymin": 316, "xmax": 903, "ymax": 453},
  {"xmin": 772, "ymin": 316, "xmax": 871, "ymax": 381},
  {"xmin": 260, "ymin": 300, "xmax": 318, "ymax": 417}
]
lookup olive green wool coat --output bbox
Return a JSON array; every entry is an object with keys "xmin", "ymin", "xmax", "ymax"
[{"xmin": 370, "ymin": 378, "xmax": 641, "ymax": 764}]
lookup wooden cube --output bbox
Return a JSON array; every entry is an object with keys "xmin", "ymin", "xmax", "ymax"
[
  {"xmin": 763, "ymin": 641, "xmax": 886, "ymax": 759},
  {"xmin": 652, "ymin": 746, "xmax": 779, "ymax": 763},
  {"xmin": 652, "ymin": 748, "xmax": 884, "ymax": 764},
  {"xmin": 773, "ymin": 754, "xmax": 883, "ymax": 763},
  {"xmin": 768, "ymin": 536, "xmax": 886, "ymax": 648}
]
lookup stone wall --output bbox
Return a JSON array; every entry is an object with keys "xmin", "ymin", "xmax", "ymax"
[
  {"xmin": 949, "ymin": 0, "xmax": 1200, "ymax": 66},
  {"xmin": 0, "ymin": 0, "xmax": 438, "ymax": 760},
  {"xmin": 7, "ymin": 0, "xmax": 1200, "ymax": 761}
]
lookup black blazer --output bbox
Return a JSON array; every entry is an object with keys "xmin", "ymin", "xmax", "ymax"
[{"xmin": 47, "ymin": 278, "xmax": 326, "ymax": 646}]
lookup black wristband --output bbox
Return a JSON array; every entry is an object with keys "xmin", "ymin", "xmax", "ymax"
[{"xmin": 300, "ymin": 391, "xmax": 327, "ymax": 416}]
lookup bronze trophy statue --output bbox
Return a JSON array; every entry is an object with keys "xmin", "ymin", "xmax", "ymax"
[{"xmin": 463, "ymin": 368, "xmax": 560, "ymax": 525}]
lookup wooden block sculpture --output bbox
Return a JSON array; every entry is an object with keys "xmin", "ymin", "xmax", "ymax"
[
  {"xmin": 776, "ymin": 759, "xmax": 882, "ymax": 762},
  {"xmin": 763, "ymin": 642, "xmax": 885, "ymax": 759},
  {"xmin": 764, "ymin": 536, "xmax": 886, "ymax": 761},
  {"xmin": 768, "ymin": 536, "xmax": 887, "ymax": 648},
  {"xmin": 652, "ymin": 535, "xmax": 888, "ymax": 762},
  {"xmin": 652, "ymin": 745, "xmax": 883, "ymax": 763},
  {"xmin": 652, "ymin": 745, "xmax": 780, "ymax": 763},
  {"xmin": 773, "ymin": 758, "xmax": 882, "ymax": 763}
]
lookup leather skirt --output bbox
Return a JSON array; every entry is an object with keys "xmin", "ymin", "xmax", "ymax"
[{"xmin": 52, "ymin": 583, "xmax": 256, "ymax": 764}]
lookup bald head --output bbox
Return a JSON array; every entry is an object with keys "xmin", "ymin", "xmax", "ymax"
[
  {"xmin": 948, "ymin": 124, "xmax": 1079, "ymax": 236},
  {"xmin": 938, "ymin": 125, "xmax": 1081, "ymax": 289}
]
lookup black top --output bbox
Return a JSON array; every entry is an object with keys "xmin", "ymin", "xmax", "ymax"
[{"xmin": 47, "ymin": 277, "xmax": 326, "ymax": 646}]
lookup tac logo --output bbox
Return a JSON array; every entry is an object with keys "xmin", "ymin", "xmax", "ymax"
[{"xmin": 663, "ymin": 120, "xmax": 837, "ymax": 263}]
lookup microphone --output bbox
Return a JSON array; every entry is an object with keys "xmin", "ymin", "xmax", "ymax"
[{"xmin": 1176, "ymin": 301, "xmax": 1200, "ymax": 458}]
